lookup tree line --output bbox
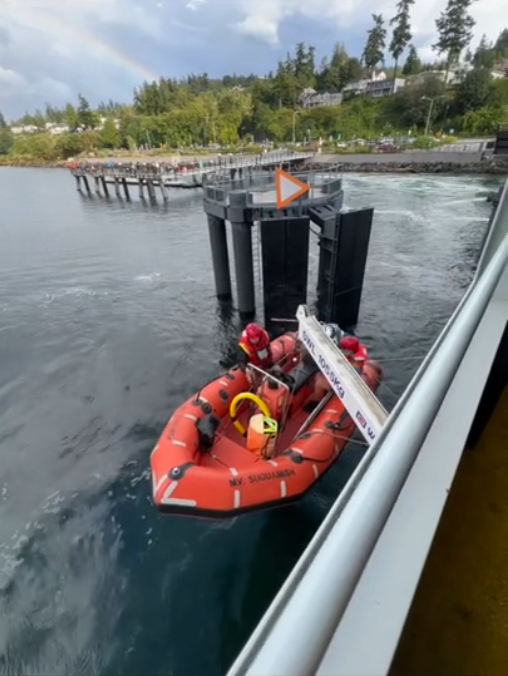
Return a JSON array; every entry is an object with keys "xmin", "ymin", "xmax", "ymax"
[{"xmin": 0, "ymin": 0, "xmax": 507, "ymax": 162}]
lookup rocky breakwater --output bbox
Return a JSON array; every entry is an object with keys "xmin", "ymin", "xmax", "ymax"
[{"xmin": 313, "ymin": 151, "xmax": 508, "ymax": 175}]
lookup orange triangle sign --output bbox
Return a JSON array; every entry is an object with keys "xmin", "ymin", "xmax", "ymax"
[{"xmin": 276, "ymin": 168, "xmax": 310, "ymax": 209}]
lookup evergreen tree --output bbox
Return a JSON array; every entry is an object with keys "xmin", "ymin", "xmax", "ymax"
[
  {"xmin": 318, "ymin": 44, "xmax": 363, "ymax": 91},
  {"xmin": 472, "ymin": 34, "xmax": 496, "ymax": 69},
  {"xmin": 454, "ymin": 67, "xmax": 493, "ymax": 114},
  {"xmin": 0, "ymin": 110, "xmax": 12, "ymax": 155},
  {"xmin": 389, "ymin": 0, "xmax": 415, "ymax": 79},
  {"xmin": 433, "ymin": 0, "xmax": 477, "ymax": 81},
  {"xmin": 77, "ymin": 94, "xmax": 96, "ymax": 129},
  {"xmin": 99, "ymin": 117, "xmax": 120, "ymax": 149},
  {"xmin": 402, "ymin": 44, "xmax": 422, "ymax": 75},
  {"xmin": 64, "ymin": 103, "xmax": 79, "ymax": 131},
  {"xmin": 494, "ymin": 28, "xmax": 508, "ymax": 57},
  {"xmin": 294, "ymin": 42, "xmax": 316, "ymax": 89},
  {"xmin": 362, "ymin": 14, "xmax": 387, "ymax": 71}
]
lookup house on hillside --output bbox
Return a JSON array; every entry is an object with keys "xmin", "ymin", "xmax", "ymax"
[
  {"xmin": 298, "ymin": 87, "xmax": 343, "ymax": 109},
  {"xmin": 343, "ymin": 71, "xmax": 405, "ymax": 98},
  {"xmin": 10, "ymin": 125, "xmax": 39, "ymax": 134},
  {"xmin": 492, "ymin": 59, "xmax": 508, "ymax": 78},
  {"xmin": 342, "ymin": 79, "xmax": 370, "ymax": 96},
  {"xmin": 406, "ymin": 63, "xmax": 474, "ymax": 87},
  {"xmin": 365, "ymin": 73, "xmax": 405, "ymax": 97},
  {"xmin": 407, "ymin": 61, "xmax": 506, "ymax": 87},
  {"xmin": 44, "ymin": 122, "xmax": 69, "ymax": 135}
]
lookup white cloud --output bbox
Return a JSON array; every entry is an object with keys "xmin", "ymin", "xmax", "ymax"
[
  {"xmin": 229, "ymin": 0, "xmax": 504, "ymax": 54},
  {"xmin": 0, "ymin": 67, "xmax": 26, "ymax": 91},
  {"xmin": 186, "ymin": 0, "xmax": 206, "ymax": 11}
]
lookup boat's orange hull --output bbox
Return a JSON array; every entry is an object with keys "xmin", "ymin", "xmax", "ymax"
[{"xmin": 150, "ymin": 334, "xmax": 383, "ymax": 518}]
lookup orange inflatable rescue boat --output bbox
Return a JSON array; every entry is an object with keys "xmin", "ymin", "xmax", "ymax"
[{"xmin": 150, "ymin": 332, "xmax": 383, "ymax": 518}]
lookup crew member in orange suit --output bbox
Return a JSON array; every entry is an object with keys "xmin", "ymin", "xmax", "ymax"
[
  {"xmin": 339, "ymin": 335, "xmax": 368, "ymax": 373},
  {"xmin": 237, "ymin": 323, "xmax": 273, "ymax": 370}
]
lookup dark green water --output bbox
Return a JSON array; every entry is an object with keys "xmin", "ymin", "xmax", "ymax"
[{"xmin": 0, "ymin": 168, "xmax": 500, "ymax": 675}]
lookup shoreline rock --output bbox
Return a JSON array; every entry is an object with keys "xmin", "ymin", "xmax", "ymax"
[
  {"xmin": 1, "ymin": 155, "xmax": 507, "ymax": 175},
  {"xmin": 310, "ymin": 158, "xmax": 508, "ymax": 175},
  {"xmin": 0, "ymin": 161, "xmax": 67, "ymax": 169}
]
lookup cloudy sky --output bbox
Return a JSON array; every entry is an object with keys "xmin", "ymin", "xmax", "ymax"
[{"xmin": 0, "ymin": 0, "xmax": 504, "ymax": 120}]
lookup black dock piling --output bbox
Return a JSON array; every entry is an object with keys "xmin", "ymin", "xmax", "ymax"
[
  {"xmin": 314, "ymin": 207, "xmax": 374, "ymax": 328},
  {"xmin": 114, "ymin": 178, "xmax": 121, "ymax": 198},
  {"xmin": 75, "ymin": 175, "xmax": 81, "ymax": 191},
  {"xmin": 202, "ymin": 162, "xmax": 354, "ymax": 326},
  {"xmin": 229, "ymin": 192, "xmax": 255, "ymax": 318},
  {"xmin": 94, "ymin": 176, "xmax": 101, "ymax": 194},
  {"xmin": 207, "ymin": 214, "xmax": 232, "ymax": 300},
  {"xmin": 147, "ymin": 180, "xmax": 156, "ymax": 201},
  {"xmin": 260, "ymin": 215, "xmax": 310, "ymax": 329},
  {"xmin": 160, "ymin": 182, "xmax": 169, "ymax": 203},
  {"xmin": 138, "ymin": 180, "xmax": 144, "ymax": 199},
  {"xmin": 82, "ymin": 175, "xmax": 91, "ymax": 195},
  {"xmin": 100, "ymin": 176, "xmax": 109, "ymax": 198},
  {"xmin": 121, "ymin": 178, "xmax": 130, "ymax": 200}
]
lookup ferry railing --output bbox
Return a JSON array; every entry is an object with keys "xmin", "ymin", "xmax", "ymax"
[
  {"xmin": 476, "ymin": 179, "xmax": 508, "ymax": 277},
  {"xmin": 226, "ymin": 177, "xmax": 508, "ymax": 676}
]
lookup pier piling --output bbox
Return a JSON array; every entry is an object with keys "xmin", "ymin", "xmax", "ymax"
[
  {"xmin": 121, "ymin": 178, "xmax": 130, "ymax": 200},
  {"xmin": 207, "ymin": 214, "xmax": 232, "ymax": 300},
  {"xmin": 314, "ymin": 207, "xmax": 374, "ymax": 328},
  {"xmin": 147, "ymin": 180, "xmax": 156, "ymax": 201},
  {"xmin": 229, "ymin": 192, "xmax": 256, "ymax": 319},
  {"xmin": 260, "ymin": 215, "xmax": 310, "ymax": 328},
  {"xmin": 201, "ymin": 162, "xmax": 375, "ymax": 328},
  {"xmin": 160, "ymin": 182, "xmax": 169, "ymax": 203},
  {"xmin": 100, "ymin": 176, "xmax": 109, "ymax": 198}
]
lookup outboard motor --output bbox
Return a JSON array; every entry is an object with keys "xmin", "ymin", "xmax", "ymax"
[{"xmin": 322, "ymin": 322, "xmax": 344, "ymax": 343}]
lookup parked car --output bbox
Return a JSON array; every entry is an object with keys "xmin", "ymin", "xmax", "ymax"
[{"xmin": 378, "ymin": 142, "xmax": 399, "ymax": 153}]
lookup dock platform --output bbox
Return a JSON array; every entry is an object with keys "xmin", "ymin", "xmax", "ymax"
[{"xmin": 69, "ymin": 150, "xmax": 314, "ymax": 200}]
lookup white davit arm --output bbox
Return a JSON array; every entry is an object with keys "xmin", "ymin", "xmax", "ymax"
[{"xmin": 297, "ymin": 305, "xmax": 388, "ymax": 444}]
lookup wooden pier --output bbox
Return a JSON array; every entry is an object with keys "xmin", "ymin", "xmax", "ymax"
[{"xmin": 69, "ymin": 150, "xmax": 314, "ymax": 202}]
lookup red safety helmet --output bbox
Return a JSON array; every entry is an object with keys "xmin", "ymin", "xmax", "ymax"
[
  {"xmin": 340, "ymin": 335, "xmax": 360, "ymax": 353},
  {"xmin": 246, "ymin": 323, "xmax": 264, "ymax": 345}
]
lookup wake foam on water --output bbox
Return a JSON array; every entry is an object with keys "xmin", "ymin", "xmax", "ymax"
[
  {"xmin": 133, "ymin": 273, "xmax": 161, "ymax": 283},
  {"xmin": 41, "ymin": 287, "xmax": 104, "ymax": 306}
]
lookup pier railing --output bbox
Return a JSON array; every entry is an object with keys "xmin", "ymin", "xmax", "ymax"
[
  {"xmin": 205, "ymin": 161, "xmax": 343, "ymax": 194},
  {"xmin": 226, "ymin": 178, "xmax": 508, "ymax": 676},
  {"xmin": 69, "ymin": 150, "xmax": 314, "ymax": 181}
]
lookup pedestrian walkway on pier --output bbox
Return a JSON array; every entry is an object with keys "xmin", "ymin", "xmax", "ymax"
[{"xmin": 69, "ymin": 150, "xmax": 314, "ymax": 199}]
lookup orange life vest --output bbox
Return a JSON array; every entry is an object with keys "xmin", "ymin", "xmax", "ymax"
[{"xmin": 238, "ymin": 330, "xmax": 272, "ymax": 368}]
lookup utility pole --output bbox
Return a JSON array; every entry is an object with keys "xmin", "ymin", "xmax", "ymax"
[
  {"xmin": 292, "ymin": 110, "xmax": 299, "ymax": 145},
  {"xmin": 421, "ymin": 95, "xmax": 446, "ymax": 137}
]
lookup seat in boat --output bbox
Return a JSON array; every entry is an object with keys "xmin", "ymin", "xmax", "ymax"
[
  {"xmin": 289, "ymin": 360, "xmax": 319, "ymax": 394},
  {"xmin": 196, "ymin": 413, "xmax": 221, "ymax": 451}
]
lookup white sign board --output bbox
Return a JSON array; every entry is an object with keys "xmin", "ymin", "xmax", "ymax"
[{"xmin": 296, "ymin": 306, "xmax": 388, "ymax": 444}]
